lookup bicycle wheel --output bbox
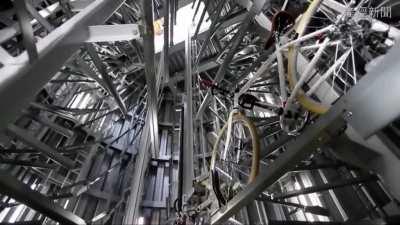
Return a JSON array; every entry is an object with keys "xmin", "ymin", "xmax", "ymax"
[
  {"xmin": 285, "ymin": 0, "xmax": 396, "ymax": 114},
  {"xmin": 210, "ymin": 112, "xmax": 260, "ymax": 205}
]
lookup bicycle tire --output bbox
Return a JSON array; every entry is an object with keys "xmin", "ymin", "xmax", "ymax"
[
  {"xmin": 210, "ymin": 112, "xmax": 260, "ymax": 204},
  {"xmin": 287, "ymin": 0, "xmax": 330, "ymax": 114}
]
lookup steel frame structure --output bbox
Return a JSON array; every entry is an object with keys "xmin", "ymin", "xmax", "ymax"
[
  {"xmin": 0, "ymin": 0, "xmax": 400, "ymax": 225},
  {"xmin": 206, "ymin": 15, "xmax": 400, "ymax": 225}
]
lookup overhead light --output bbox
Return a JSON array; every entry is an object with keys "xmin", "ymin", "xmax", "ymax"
[{"xmin": 138, "ymin": 216, "xmax": 145, "ymax": 225}]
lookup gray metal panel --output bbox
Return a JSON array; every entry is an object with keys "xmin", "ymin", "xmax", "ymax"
[{"xmin": 346, "ymin": 40, "xmax": 400, "ymax": 138}]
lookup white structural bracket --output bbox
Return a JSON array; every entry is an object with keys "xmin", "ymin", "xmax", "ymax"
[{"xmin": 86, "ymin": 24, "xmax": 140, "ymax": 42}]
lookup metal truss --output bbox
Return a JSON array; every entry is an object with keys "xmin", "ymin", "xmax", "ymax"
[
  {"xmin": 1, "ymin": 0, "xmax": 400, "ymax": 225},
  {"xmin": 0, "ymin": 0, "xmax": 155, "ymax": 224}
]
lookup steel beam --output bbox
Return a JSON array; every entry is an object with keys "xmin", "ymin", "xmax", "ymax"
[
  {"xmin": 122, "ymin": 115, "xmax": 151, "ymax": 224},
  {"xmin": 177, "ymin": 106, "xmax": 184, "ymax": 211},
  {"xmin": 25, "ymin": 1, "xmax": 54, "ymax": 32},
  {"xmin": 14, "ymin": 0, "xmax": 38, "ymax": 62},
  {"xmin": 140, "ymin": 0, "xmax": 160, "ymax": 157},
  {"xmin": 86, "ymin": 44, "xmax": 128, "ymax": 116},
  {"xmin": 165, "ymin": 11, "xmax": 247, "ymax": 56},
  {"xmin": 195, "ymin": 0, "xmax": 267, "ymax": 120},
  {"xmin": 165, "ymin": 56, "xmax": 220, "ymax": 92},
  {"xmin": 0, "ymin": 159, "xmax": 57, "ymax": 169},
  {"xmin": 30, "ymin": 102, "xmax": 78, "ymax": 123},
  {"xmin": 0, "ymin": 149, "xmax": 38, "ymax": 154},
  {"xmin": 25, "ymin": 113, "xmax": 75, "ymax": 138},
  {"xmin": 85, "ymin": 189, "xmax": 120, "ymax": 202},
  {"xmin": 7, "ymin": 124, "xmax": 76, "ymax": 169},
  {"xmin": 268, "ymin": 219, "xmax": 392, "ymax": 225},
  {"xmin": 273, "ymin": 175, "xmax": 377, "ymax": 200},
  {"xmin": 141, "ymin": 200, "xmax": 167, "ymax": 208},
  {"xmin": 260, "ymin": 134, "xmax": 292, "ymax": 159},
  {"xmin": 31, "ymin": 103, "xmax": 107, "ymax": 116},
  {"xmin": 86, "ymin": 24, "xmax": 140, "ymax": 42},
  {"xmin": 183, "ymin": 28, "xmax": 195, "ymax": 199},
  {"xmin": 0, "ymin": 47, "xmax": 15, "ymax": 65},
  {"xmin": 0, "ymin": 3, "xmax": 61, "ymax": 44},
  {"xmin": 49, "ymin": 78, "xmax": 95, "ymax": 83},
  {"xmin": 0, "ymin": 0, "xmax": 125, "ymax": 130},
  {"xmin": 194, "ymin": 0, "xmax": 227, "ymax": 61},
  {"xmin": 291, "ymin": 163, "xmax": 349, "ymax": 172},
  {"xmin": 70, "ymin": 0, "xmax": 96, "ymax": 12},
  {"xmin": 268, "ymin": 221, "xmax": 345, "ymax": 225},
  {"xmin": 0, "ymin": 221, "xmax": 42, "ymax": 225},
  {"xmin": 0, "ymin": 170, "xmax": 86, "ymax": 225},
  {"xmin": 234, "ymin": 0, "xmax": 272, "ymax": 30}
]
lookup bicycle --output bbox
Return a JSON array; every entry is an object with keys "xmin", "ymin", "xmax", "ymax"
[
  {"xmin": 207, "ymin": 83, "xmax": 280, "ymax": 206},
  {"xmin": 207, "ymin": 0, "xmax": 398, "ymax": 207}
]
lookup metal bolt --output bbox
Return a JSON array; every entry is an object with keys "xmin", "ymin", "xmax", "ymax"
[{"xmin": 343, "ymin": 111, "xmax": 352, "ymax": 120}]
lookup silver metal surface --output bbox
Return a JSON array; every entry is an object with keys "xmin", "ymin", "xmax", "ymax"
[
  {"xmin": 122, "ymin": 115, "xmax": 152, "ymax": 224},
  {"xmin": 346, "ymin": 40, "xmax": 400, "ymax": 137},
  {"xmin": 0, "ymin": 0, "xmax": 126, "ymax": 130},
  {"xmin": 86, "ymin": 24, "xmax": 140, "ymax": 42},
  {"xmin": 140, "ymin": 0, "xmax": 160, "ymax": 157},
  {"xmin": 0, "ymin": 170, "xmax": 87, "ymax": 225},
  {"xmin": 0, "ymin": 2, "xmax": 61, "ymax": 44},
  {"xmin": 183, "ymin": 28, "xmax": 195, "ymax": 199},
  {"xmin": 195, "ymin": 0, "xmax": 267, "ymax": 120},
  {"xmin": 7, "ymin": 124, "xmax": 76, "ymax": 169},
  {"xmin": 86, "ymin": 43, "xmax": 128, "ymax": 116},
  {"xmin": 14, "ymin": 0, "xmax": 38, "ymax": 62}
]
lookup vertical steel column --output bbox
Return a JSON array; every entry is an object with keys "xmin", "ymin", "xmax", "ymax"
[
  {"xmin": 141, "ymin": 0, "xmax": 160, "ymax": 157},
  {"xmin": 183, "ymin": 27, "xmax": 195, "ymax": 200},
  {"xmin": 122, "ymin": 2, "xmax": 161, "ymax": 220},
  {"xmin": 177, "ymin": 105, "xmax": 184, "ymax": 211},
  {"xmin": 122, "ymin": 116, "xmax": 151, "ymax": 224},
  {"xmin": 14, "ymin": 0, "xmax": 38, "ymax": 62},
  {"xmin": 199, "ymin": 117, "xmax": 208, "ymax": 174},
  {"xmin": 164, "ymin": 0, "xmax": 170, "ymax": 90}
]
